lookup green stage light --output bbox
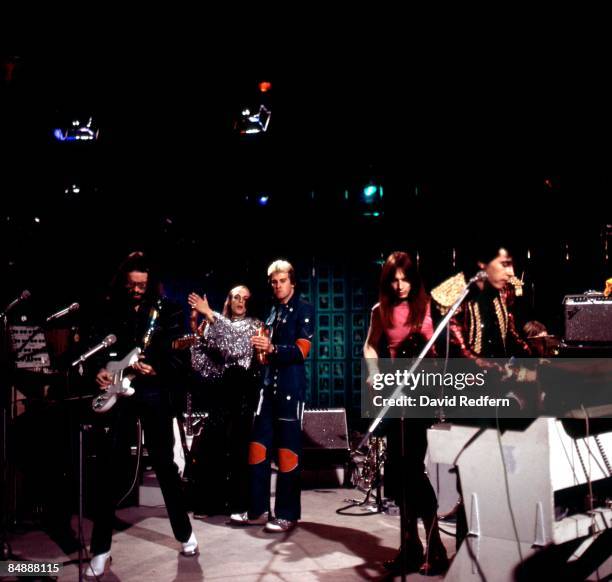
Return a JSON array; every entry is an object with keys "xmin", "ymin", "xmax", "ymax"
[
  {"xmin": 363, "ymin": 185, "xmax": 378, "ymax": 199},
  {"xmin": 362, "ymin": 183, "xmax": 383, "ymax": 203}
]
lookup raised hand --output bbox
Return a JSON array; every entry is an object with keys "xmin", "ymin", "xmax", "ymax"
[{"xmin": 188, "ymin": 292, "xmax": 214, "ymax": 322}]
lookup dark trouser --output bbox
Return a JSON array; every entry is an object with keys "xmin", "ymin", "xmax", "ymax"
[
  {"xmin": 226, "ymin": 401, "xmax": 254, "ymax": 513},
  {"xmin": 90, "ymin": 392, "xmax": 192, "ymax": 555},
  {"xmin": 248, "ymin": 390, "xmax": 302, "ymax": 521},
  {"xmin": 191, "ymin": 370, "xmax": 257, "ymax": 515},
  {"xmin": 13, "ymin": 400, "xmax": 75, "ymax": 542},
  {"xmin": 385, "ymin": 418, "xmax": 445, "ymax": 557}
]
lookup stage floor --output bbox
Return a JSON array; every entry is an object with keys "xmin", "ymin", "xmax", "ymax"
[{"xmin": 6, "ymin": 487, "xmax": 454, "ymax": 581}]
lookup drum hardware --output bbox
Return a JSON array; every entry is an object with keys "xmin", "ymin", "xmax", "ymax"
[{"xmin": 337, "ymin": 436, "xmax": 387, "ymax": 515}]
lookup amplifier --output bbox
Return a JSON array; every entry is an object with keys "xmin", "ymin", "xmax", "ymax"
[
  {"xmin": 301, "ymin": 408, "xmax": 350, "ymax": 487},
  {"xmin": 563, "ymin": 294, "xmax": 612, "ymax": 343},
  {"xmin": 302, "ymin": 408, "xmax": 349, "ymax": 450}
]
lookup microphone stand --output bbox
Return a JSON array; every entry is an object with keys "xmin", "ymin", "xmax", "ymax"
[
  {"xmin": 67, "ymin": 340, "xmax": 113, "ymax": 582},
  {"xmin": 1, "ymin": 306, "xmax": 79, "ymax": 564},
  {"xmin": 55, "ymin": 360, "xmax": 90, "ymax": 582},
  {"xmin": 1, "ymin": 296, "xmax": 81, "ymax": 566},
  {"xmin": 360, "ymin": 272, "xmax": 484, "ymax": 447},
  {"xmin": 359, "ymin": 272, "xmax": 483, "ymax": 580},
  {"xmin": 373, "ymin": 438, "xmax": 385, "ymax": 514},
  {"xmin": 0, "ymin": 312, "xmax": 19, "ymax": 562},
  {"xmin": 0, "ymin": 292, "xmax": 32, "ymax": 561},
  {"xmin": 0, "ymin": 300, "xmax": 32, "ymax": 562}
]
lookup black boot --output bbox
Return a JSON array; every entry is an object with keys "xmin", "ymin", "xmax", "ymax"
[
  {"xmin": 383, "ymin": 519, "xmax": 424, "ymax": 575},
  {"xmin": 383, "ymin": 543, "xmax": 424, "ymax": 575},
  {"xmin": 420, "ymin": 514, "xmax": 449, "ymax": 576}
]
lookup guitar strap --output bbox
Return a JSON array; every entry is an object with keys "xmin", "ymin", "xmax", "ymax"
[{"xmin": 141, "ymin": 298, "xmax": 163, "ymax": 352}]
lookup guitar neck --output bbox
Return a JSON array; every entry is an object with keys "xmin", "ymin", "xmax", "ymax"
[{"xmin": 172, "ymin": 334, "xmax": 200, "ymax": 350}]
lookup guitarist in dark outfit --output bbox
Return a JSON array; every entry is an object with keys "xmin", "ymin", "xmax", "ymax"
[{"xmin": 85, "ymin": 252, "xmax": 198, "ymax": 578}]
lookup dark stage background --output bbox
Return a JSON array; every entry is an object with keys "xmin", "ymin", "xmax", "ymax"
[{"xmin": 1, "ymin": 54, "xmax": 610, "ymax": 418}]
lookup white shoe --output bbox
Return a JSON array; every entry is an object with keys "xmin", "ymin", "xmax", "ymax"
[
  {"xmin": 85, "ymin": 551, "xmax": 111, "ymax": 577},
  {"xmin": 181, "ymin": 531, "xmax": 199, "ymax": 556},
  {"xmin": 230, "ymin": 511, "xmax": 269, "ymax": 525},
  {"xmin": 264, "ymin": 518, "xmax": 297, "ymax": 533}
]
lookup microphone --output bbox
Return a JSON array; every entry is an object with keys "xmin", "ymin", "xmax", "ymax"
[
  {"xmin": 468, "ymin": 271, "xmax": 488, "ymax": 285},
  {"xmin": 71, "ymin": 334, "xmax": 117, "ymax": 367},
  {"xmin": 2, "ymin": 289, "xmax": 31, "ymax": 315},
  {"xmin": 46, "ymin": 302, "xmax": 79, "ymax": 323}
]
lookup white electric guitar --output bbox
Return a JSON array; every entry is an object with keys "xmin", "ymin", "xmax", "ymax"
[
  {"xmin": 91, "ymin": 347, "xmax": 141, "ymax": 413},
  {"xmin": 91, "ymin": 298, "xmax": 163, "ymax": 414}
]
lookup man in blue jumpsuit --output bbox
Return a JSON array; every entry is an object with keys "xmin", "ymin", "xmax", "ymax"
[{"xmin": 231, "ymin": 259, "xmax": 314, "ymax": 532}]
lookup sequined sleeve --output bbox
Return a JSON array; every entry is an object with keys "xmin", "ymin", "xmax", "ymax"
[
  {"xmin": 191, "ymin": 313, "xmax": 260, "ymax": 378},
  {"xmin": 207, "ymin": 313, "xmax": 260, "ymax": 363}
]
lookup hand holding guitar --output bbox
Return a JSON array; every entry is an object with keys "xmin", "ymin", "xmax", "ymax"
[
  {"xmin": 96, "ymin": 368, "xmax": 113, "ymax": 389},
  {"xmin": 133, "ymin": 354, "xmax": 157, "ymax": 376},
  {"xmin": 92, "ymin": 299, "xmax": 162, "ymax": 413},
  {"xmin": 251, "ymin": 334, "xmax": 273, "ymax": 354},
  {"xmin": 91, "ymin": 348, "xmax": 141, "ymax": 413}
]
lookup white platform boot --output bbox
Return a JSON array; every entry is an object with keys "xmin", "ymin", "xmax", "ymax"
[{"xmin": 85, "ymin": 550, "xmax": 111, "ymax": 577}]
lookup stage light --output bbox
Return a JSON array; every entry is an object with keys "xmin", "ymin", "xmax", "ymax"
[
  {"xmin": 53, "ymin": 116, "xmax": 99, "ymax": 142},
  {"xmin": 361, "ymin": 183, "xmax": 383, "ymax": 203},
  {"xmin": 357, "ymin": 181, "xmax": 384, "ymax": 218},
  {"xmin": 258, "ymin": 195, "xmax": 270, "ymax": 206},
  {"xmin": 363, "ymin": 185, "xmax": 378, "ymax": 199},
  {"xmin": 259, "ymin": 81, "xmax": 272, "ymax": 93},
  {"xmin": 236, "ymin": 104, "xmax": 271, "ymax": 135}
]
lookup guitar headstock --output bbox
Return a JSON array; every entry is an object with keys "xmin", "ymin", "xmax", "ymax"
[{"xmin": 172, "ymin": 334, "xmax": 200, "ymax": 350}]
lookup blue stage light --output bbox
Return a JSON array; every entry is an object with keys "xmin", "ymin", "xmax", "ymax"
[{"xmin": 53, "ymin": 117, "xmax": 99, "ymax": 142}]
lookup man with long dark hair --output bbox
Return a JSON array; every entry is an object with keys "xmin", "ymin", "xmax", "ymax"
[
  {"xmin": 364, "ymin": 251, "xmax": 449, "ymax": 576},
  {"xmin": 85, "ymin": 252, "xmax": 198, "ymax": 577}
]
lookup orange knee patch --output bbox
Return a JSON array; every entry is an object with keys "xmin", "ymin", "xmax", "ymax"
[
  {"xmin": 278, "ymin": 448, "xmax": 299, "ymax": 472},
  {"xmin": 248, "ymin": 442, "xmax": 267, "ymax": 465}
]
